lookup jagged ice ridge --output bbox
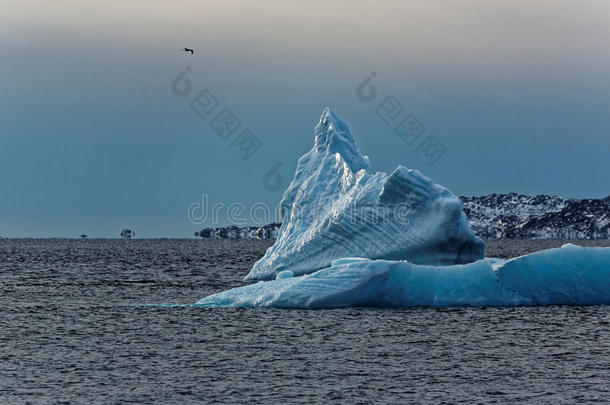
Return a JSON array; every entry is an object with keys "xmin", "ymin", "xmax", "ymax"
[{"xmin": 245, "ymin": 109, "xmax": 484, "ymax": 281}]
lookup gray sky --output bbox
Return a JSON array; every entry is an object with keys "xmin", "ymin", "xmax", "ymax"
[{"xmin": 1, "ymin": 0, "xmax": 609, "ymax": 237}]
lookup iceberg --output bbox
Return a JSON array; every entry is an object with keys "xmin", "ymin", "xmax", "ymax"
[
  {"xmin": 197, "ymin": 244, "xmax": 610, "ymax": 308},
  {"xmin": 194, "ymin": 109, "xmax": 610, "ymax": 309},
  {"xmin": 245, "ymin": 108, "xmax": 485, "ymax": 281}
]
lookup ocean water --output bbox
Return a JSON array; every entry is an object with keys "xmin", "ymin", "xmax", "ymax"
[{"xmin": 1, "ymin": 238, "xmax": 610, "ymax": 404}]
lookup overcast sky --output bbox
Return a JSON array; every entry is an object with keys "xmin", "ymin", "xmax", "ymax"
[{"xmin": 2, "ymin": 0, "xmax": 609, "ymax": 237}]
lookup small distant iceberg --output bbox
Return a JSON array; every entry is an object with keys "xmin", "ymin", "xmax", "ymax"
[
  {"xmin": 196, "ymin": 109, "xmax": 610, "ymax": 309},
  {"xmin": 245, "ymin": 108, "xmax": 484, "ymax": 281},
  {"xmin": 197, "ymin": 244, "xmax": 610, "ymax": 308}
]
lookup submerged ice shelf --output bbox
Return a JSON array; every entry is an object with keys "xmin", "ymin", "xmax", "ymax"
[
  {"xmin": 197, "ymin": 244, "xmax": 610, "ymax": 308},
  {"xmin": 246, "ymin": 108, "xmax": 484, "ymax": 281}
]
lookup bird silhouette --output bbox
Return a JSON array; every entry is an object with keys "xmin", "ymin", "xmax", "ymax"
[{"xmin": 182, "ymin": 48, "xmax": 194, "ymax": 55}]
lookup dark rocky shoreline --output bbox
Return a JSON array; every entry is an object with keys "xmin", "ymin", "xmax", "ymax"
[{"xmin": 195, "ymin": 193, "xmax": 610, "ymax": 240}]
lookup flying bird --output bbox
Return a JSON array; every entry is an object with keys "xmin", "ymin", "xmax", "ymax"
[{"xmin": 182, "ymin": 48, "xmax": 194, "ymax": 55}]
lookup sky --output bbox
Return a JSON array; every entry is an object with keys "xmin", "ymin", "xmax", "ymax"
[{"xmin": 1, "ymin": 0, "xmax": 609, "ymax": 237}]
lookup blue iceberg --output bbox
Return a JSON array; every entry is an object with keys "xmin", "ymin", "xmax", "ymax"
[
  {"xmin": 196, "ymin": 109, "xmax": 610, "ymax": 309},
  {"xmin": 245, "ymin": 108, "xmax": 484, "ymax": 281},
  {"xmin": 197, "ymin": 244, "xmax": 610, "ymax": 308}
]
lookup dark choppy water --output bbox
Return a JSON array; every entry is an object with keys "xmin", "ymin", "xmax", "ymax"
[{"xmin": 2, "ymin": 239, "xmax": 610, "ymax": 404}]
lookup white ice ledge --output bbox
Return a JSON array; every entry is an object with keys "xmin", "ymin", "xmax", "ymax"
[{"xmin": 197, "ymin": 244, "xmax": 610, "ymax": 308}]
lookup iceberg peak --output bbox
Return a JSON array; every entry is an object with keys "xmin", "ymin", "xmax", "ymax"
[
  {"xmin": 313, "ymin": 108, "xmax": 369, "ymax": 173},
  {"xmin": 246, "ymin": 109, "xmax": 485, "ymax": 281}
]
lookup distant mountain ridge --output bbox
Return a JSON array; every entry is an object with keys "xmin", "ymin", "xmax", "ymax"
[
  {"xmin": 460, "ymin": 193, "xmax": 610, "ymax": 239},
  {"xmin": 195, "ymin": 223, "xmax": 281, "ymax": 240},
  {"xmin": 195, "ymin": 194, "xmax": 610, "ymax": 240}
]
